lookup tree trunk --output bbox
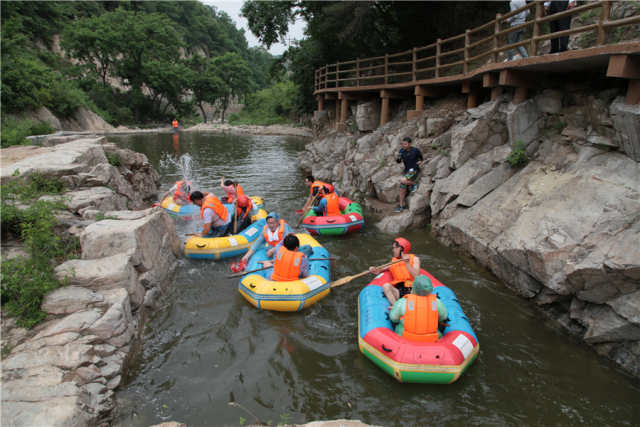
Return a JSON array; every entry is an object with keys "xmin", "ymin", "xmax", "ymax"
[{"xmin": 199, "ymin": 103, "xmax": 208, "ymax": 123}]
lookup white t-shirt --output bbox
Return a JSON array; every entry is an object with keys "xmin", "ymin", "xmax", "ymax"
[{"xmin": 203, "ymin": 207, "xmax": 231, "ymax": 228}]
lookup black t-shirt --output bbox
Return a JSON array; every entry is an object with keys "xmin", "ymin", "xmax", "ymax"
[{"xmin": 396, "ymin": 146, "xmax": 424, "ymax": 173}]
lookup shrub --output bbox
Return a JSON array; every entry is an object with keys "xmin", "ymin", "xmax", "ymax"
[
  {"xmin": 107, "ymin": 153, "xmax": 122, "ymax": 166},
  {"xmin": 507, "ymin": 140, "xmax": 529, "ymax": 168}
]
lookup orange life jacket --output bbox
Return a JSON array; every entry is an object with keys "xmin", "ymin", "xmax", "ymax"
[
  {"xmin": 389, "ymin": 254, "xmax": 416, "ymax": 287},
  {"xmin": 323, "ymin": 192, "xmax": 341, "ymax": 216},
  {"xmin": 172, "ymin": 120, "xmax": 178, "ymax": 128},
  {"xmin": 271, "ymin": 248, "xmax": 304, "ymax": 282},
  {"xmin": 401, "ymin": 294, "xmax": 439, "ymax": 343},
  {"xmin": 263, "ymin": 220, "xmax": 286, "ymax": 247},
  {"xmin": 225, "ymin": 184, "xmax": 244, "ymax": 204},
  {"xmin": 310, "ymin": 181, "xmax": 328, "ymax": 199},
  {"xmin": 200, "ymin": 195, "xmax": 228, "ymax": 221},
  {"xmin": 173, "ymin": 181, "xmax": 192, "ymax": 202}
]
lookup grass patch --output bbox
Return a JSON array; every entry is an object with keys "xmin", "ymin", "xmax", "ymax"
[
  {"xmin": 106, "ymin": 152, "xmax": 122, "ymax": 166},
  {"xmin": 507, "ymin": 140, "xmax": 529, "ymax": 168},
  {"xmin": 1, "ymin": 116, "xmax": 55, "ymax": 148},
  {"xmin": 1, "ymin": 170, "xmax": 80, "ymax": 328}
]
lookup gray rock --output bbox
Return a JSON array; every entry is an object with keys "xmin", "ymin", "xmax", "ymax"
[
  {"xmin": 506, "ymin": 99, "xmax": 544, "ymax": 147},
  {"xmin": 610, "ymin": 96, "xmax": 640, "ymax": 162},
  {"xmin": 374, "ymin": 175, "xmax": 399, "ymax": 204},
  {"xmin": 106, "ymin": 375, "xmax": 121, "ymax": 390},
  {"xmin": 608, "ymin": 290, "xmax": 640, "ymax": 326},
  {"xmin": 3, "ymin": 342, "xmax": 94, "ymax": 371},
  {"xmin": 41, "ymin": 287, "xmax": 105, "ymax": 315},
  {"xmin": 0, "ymin": 396, "xmax": 86, "ymax": 427},
  {"xmin": 355, "ymin": 100, "xmax": 382, "ymax": 131},
  {"xmin": 426, "ymin": 118, "xmax": 447, "ymax": 135},
  {"xmin": 33, "ymin": 310, "xmax": 103, "ymax": 339},
  {"xmin": 578, "ymin": 304, "xmax": 640, "ymax": 344},
  {"xmin": 535, "ymin": 89, "xmax": 563, "ymax": 114},
  {"xmin": 457, "ymin": 163, "xmax": 514, "ymax": 207},
  {"xmin": 563, "ymin": 105, "xmax": 588, "ymax": 128},
  {"xmin": 450, "ymin": 118, "xmax": 507, "ymax": 169}
]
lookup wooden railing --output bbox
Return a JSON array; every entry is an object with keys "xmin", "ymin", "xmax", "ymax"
[{"xmin": 314, "ymin": 0, "xmax": 640, "ymax": 92}]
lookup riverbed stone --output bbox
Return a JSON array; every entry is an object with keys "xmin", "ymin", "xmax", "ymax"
[{"xmin": 576, "ymin": 304, "xmax": 640, "ymax": 344}]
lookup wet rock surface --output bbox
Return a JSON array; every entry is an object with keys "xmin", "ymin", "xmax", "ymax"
[{"xmin": 298, "ymin": 87, "xmax": 640, "ymax": 377}]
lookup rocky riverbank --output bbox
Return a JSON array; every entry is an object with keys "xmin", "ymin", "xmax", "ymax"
[
  {"xmin": 182, "ymin": 122, "xmax": 314, "ymax": 137},
  {"xmin": 298, "ymin": 81, "xmax": 640, "ymax": 376},
  {"xmin": 1, "ymin": 137, "xmax": 181, "ymax": 425}
]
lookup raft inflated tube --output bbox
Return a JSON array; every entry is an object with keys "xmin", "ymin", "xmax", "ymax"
[
  {"xmin": 161, "ymin": 196, "xmax": 265, "ymax": 219},
  {"xmin": 302, "ymin": 197, "xmax": 364, "ymax": 236},
  {"xmin": 184, "ymin": 210, "xmax": 268, "ymax": 260},
  {"xmin": 238, "ymin": 234, "xmax": 331, "ymax": 311},
  {"xmin": 358, "ymin": 270, "xmax": 479, "ymax": 384}
]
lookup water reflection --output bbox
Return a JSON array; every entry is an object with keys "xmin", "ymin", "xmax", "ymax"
[{"xmin": 108, "ymin": 131, "xmax": 640, "ymax": 427}]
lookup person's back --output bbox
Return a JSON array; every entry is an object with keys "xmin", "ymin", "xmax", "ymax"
[{"xmin": 270, "ymin": 235, "xmax": 309, "ymax": 282}]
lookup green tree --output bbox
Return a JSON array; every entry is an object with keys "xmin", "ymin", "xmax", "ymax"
[
  {"xmin": 185, "ymin": 55, "xmax": 226, "ymax": 123},
  {"xmin": 61, "ymin": 13, "xmax": 121, "ymax": 88},
  {"xmin": 211, "ymin": 52, "xmax": 252, "ymax": 122}
]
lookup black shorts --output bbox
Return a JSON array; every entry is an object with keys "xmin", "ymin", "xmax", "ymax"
[{"xmin": 395, "ymin": 282, "xmax": 412, "ymax": 298}]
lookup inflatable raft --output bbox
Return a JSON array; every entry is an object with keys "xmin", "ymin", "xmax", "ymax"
[
  {"xmin": 184, "ymin": 209, "xmax": 268, "ymax": 259},
  {"xmin": 161, "ymin": 196, "xmax": 264, "ymax": 219},
  {"xmin": 238, "ymin": 234, "xmax": 331, "ymax": 311},
  {"xmin": 301, "ymin": 197, "xmax": 364, "ymax": 235},
  {"xmin": 358, "ymin": 270, "xmax": 479, "ymax": 384}
]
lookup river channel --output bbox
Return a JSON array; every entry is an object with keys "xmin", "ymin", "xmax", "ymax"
[{"xmin": 108, "ymin": 131, "xmax": 640, "ymax": 427}]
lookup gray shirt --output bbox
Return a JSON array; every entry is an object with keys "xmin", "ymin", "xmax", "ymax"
[{"xmin": 508, "ymin": 0, "xmax": 530, "ymax": 27}]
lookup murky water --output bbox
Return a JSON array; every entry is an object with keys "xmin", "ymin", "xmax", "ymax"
[{"xmin": 109, "ymin": 131, "xmax": 640, "ymax": 427}]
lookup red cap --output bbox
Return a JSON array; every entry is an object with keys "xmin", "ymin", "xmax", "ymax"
[
  {"xmin": 394, "ymin": 237, "xmax": 411, "ymax": 253},
  {"xmin": 237, "ymin": 195, "xmax": 251, "ymax": 207}
]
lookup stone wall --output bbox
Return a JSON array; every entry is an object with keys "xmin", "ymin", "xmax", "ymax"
[{"xmin": 297, "ymin": 83, "xmax": 640, "ymax": 376}]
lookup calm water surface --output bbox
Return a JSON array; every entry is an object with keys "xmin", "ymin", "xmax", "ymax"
[{"xmin": 109, "ymin": 131, "xmax": 640, "ymax": 427}]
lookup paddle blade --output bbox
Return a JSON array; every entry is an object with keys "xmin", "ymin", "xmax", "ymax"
[{"xmin": 330, "ymin": 275, "xmax": 355, "ymax": 288}]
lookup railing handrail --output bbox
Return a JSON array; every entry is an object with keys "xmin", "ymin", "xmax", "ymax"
[{"xmin": 314, "ymin": 0, "xmax": 636, "ymax": 92}]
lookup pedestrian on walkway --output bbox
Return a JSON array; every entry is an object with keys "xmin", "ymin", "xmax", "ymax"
[
  {"xmin": 545, "ymin": 1, "xmax": 577, "ymax": 54},
  {"xmin": 506, "ymin": 0, "xmax": 530, "ymax": 61}
]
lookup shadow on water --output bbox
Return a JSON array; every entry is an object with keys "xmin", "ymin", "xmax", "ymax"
[{"xmin": 108, "ymin": 131, "xmax": 640, "ymax": 427}]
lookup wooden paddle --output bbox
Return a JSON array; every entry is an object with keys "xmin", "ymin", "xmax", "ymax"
[
  {"xmin": 329, "ymin": 259, "xmax": 405, "ymax": 288},
  {"xmin": 296, "ymin": 190, "xmax": 320, "ymax": 227},
  {"xmin": 228, "ymin": 257, "xmax": 336, "ymax": 278},
  {"xmin": 233, "ymin": 180, "xmax": 238, "ymax": 234}
]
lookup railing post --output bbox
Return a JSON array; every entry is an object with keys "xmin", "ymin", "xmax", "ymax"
[
  {"xmin": 493, "ymin": 13, "xmax": 502, "ymax": 63},
  {"xmin": 336, "ymin": 61, "xmax": 340, "ymax": 88},
  {"xmin": 436, "ymin": 38, "xmax": 441, "ymax": 78},
  {"xmin": 356, "ymin": 58, "xmax": 360, "ymax": 87},
  {"xmin": 324, "ymin": 64, "xmax": 328, "ymax": 89},
  {"xmin": 597, "ymin": 1, "xmax": 612, "ymax": 46},
  {"xmin": 464, "ymin": 29, "xmax": 470, "ymax": 74},
  {"xmin": 384, "ymin": 53, "xmax": 389, "ymax": 84},
  {"xmin": 412, "ymin": 48, "xmax": 417, "ymax": 82},
  {"xmin": 531, "ymin": 1, "xmax": 543, "ymax": 57}
]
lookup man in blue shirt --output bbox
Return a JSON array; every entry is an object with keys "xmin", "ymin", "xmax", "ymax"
[{"xmin": 395, "ymin": 137, "xmax": 423, "ymax": 212}]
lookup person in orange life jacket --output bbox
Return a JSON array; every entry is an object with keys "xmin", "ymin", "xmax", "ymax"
[
  {"xmin": 234, "ymin": 195, "xmax": 255, "ymax": 233},
  {"xmin": 241, "ymin": 212, "xmax": 293, "ymax": 262},
  {"xmin": 389, "ymin": 275, "xmax": 448, "ymax": 341},
  {"xmin": 172, "ymin": 118, "xmax": 179, "ymax": 134},
  {"xmin": 300, "ymin": 175, "xmax": 339, "ymax": 212},
  {"xmin": 190, "ymin": 191, "xmax": 232, "ymax": 237},
  {"xmin": 369, "ymin": 237, "xmax": 421, "ymax": 309},
  {"xmin": 220, "ymin": 176, "xmax": 244, "ymax": 203},
  {"xmin": 312, "ymin": 186, "xmax": 341, "ymax": 216},
  {"xmin": 261, "ymin": 234, "xmax": 310, "ymax": 281},
  {"xmin": 160, "ymin": 182, "xmax": 211, "ymax": 206}
]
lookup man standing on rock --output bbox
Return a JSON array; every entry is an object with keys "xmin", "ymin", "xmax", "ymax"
[{"xmin": 395, "ymin": 137, "xmax": 423, "ymax": 213}]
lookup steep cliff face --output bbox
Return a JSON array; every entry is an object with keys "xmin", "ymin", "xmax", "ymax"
[{"xmin": 298, "ymin": 84, "xmax": 640, "ymax": 376}]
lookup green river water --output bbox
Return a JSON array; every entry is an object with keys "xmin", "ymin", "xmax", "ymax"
[{"xmin": 107, "ymin": 131, "xmax": 640, "ymax": 427}]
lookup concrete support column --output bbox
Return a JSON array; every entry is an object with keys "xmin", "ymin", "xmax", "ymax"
[
  {"xmin": 627, "ymin": 79, "xmax": 640, "ymax": 105},
  {"xmin": 340, "ymin": 98, "xmax": 348, "ymax": 123},
  {"xmin": 416, "ymin": 95, "xmax": 424, "ymax": 111},
  {"xmin": 606, "ymin": 55, "xmax": 640, "ymax": 105},
  {"xmin": 380, "ymin": 98, "xmax": 390, "ymax": 127},
  {"xmin": 462, "ymin": 81, "xmax": 482, "ymax": 109},
  {"xmin": 498, "ymin": 69, "xmax": 541, "ymax": 104},
  {"xmin": 336, "ymin": 100, "xmax": 341, "ymax": 123},
  {"xmin": 491, "ymin": 88, "xmax": 502, "ymax": 100},
  {"xmin": 318, "ymin": 98, "xmax": 324, "ymax": 111},
  {"xmin": 513, "ymin": 87, "xmax": 528, "ymax": 104}
]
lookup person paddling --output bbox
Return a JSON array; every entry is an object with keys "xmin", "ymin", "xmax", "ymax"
[
  {"xmin": 241, "ymin": 212, "xmax": 293, "ymax": 262},
  {"xmin": 312, "ymin": 186, "xmax": 341, "ymax": 216},
  {"xmin": 369, "ymin": 237, "xmax": 421, "ymax": 308},
  {"xmin": 220, "ymin": 177, "xmax": 244, "ymax": 204},
  {"xmin": 190, "ymin": 191, "xmax": 232, "ymax": 237}
]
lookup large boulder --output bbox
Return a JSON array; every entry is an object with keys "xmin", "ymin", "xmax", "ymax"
[
  {"xmin": 610, "ymin": 96, "xmax": 640, "ymax": 162},
  {"xmin": 449, "ymin": 118, "xmax": 507, "ymax": 169},
  {"xmin": 505, "ymin": 99, "xmax": 544, "ymax": 147},
  {"xmin": 355, "ymin": 100, "xmax": 382, "ymax": 132}
]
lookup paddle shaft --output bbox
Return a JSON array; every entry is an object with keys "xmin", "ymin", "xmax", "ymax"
[
  {"xmin": 233, "ymin": 180, "xmax": 238, "ymax": 234},
  {"xmin": 329, "ymin": 259, "xmax": 405, "ymax": 288},
  {"xmin": 228, "ymin": 257, "xmax": 335, "ymax": 278},
  {"xmin": 296, "ymin": 191, "xmax": 320, "ymax": 227},
  {"xmin": 258, "ymin": 257, "xmax": 335, "ymax": 264}
]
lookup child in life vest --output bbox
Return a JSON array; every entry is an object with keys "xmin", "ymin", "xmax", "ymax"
[
  {"xmin": 369, "ymin": 237, "xmax": 421, "ymax": 309},
  {"xmin": 389, "ymin": 275, "xmax": 448, "ymax": 341},
  {"xmin": 262, "ymin": 234, "xmax": 312, "ymax": 281}
]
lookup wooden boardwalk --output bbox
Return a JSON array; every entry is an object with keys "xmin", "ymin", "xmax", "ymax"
[{"xmin": 312, "ymin": 0, "xmax": 640, "ymax": 130}]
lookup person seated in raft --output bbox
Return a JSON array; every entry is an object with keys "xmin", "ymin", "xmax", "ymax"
[
  {"xmin": 389, "ymin": 275, "xmax": 448, "ymax": 342},
  {"xmin": 220, "ymin": 176, "xmax": 244, "ymax": 204},
  {"xmin": 261, "ymin": 234, "xmax": 312, "ymax": 281},
  {"xmin": 160, "ymin": 181, "xmax": 212, "ymax": 206},
  {"xmin": 300, "ymin": 175, "xmax": 338, "ymax": 212},
  {"xmin": 369, "ymin": 237, "xmax": 421, "ymax": 309},
  {"xmin": 311, "ymin": 186, "xmax": 341, "ymax": 217},
  {"xmin": 234, "ymin": 195, "xmax": 257, "ymax": 233},
  {"xmin": 190, "ymin": 191, "xmax": 232, "ymax": 237},
  {"xmin": 241, "ymin": 212, "xmax": 293, "ymax": 262}
]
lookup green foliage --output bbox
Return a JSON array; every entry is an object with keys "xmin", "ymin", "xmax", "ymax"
[
  {"xmin": 279, "ymin": 413, "xmax": 292, "ymax": 426},
  {"xmin": 1, "ymin": 171, "xmax": 79, "ymax": 328},
  {"xmin": 95, "ymin": 212, "xmax": 118, "ymax": 221},
  {"xmin": 106, "ymin": 153, "xmax": 122, "ymax": 166},
  {"xmin": 2, "ymin": 344, "xmax": 14, "ymax": 359},
  {"xmin": 507, "ymin": 140, "xmax": 529, "ymax": 168},
  {"xmin": 1, "ymin": 117, "xmax": 53, "ymax": 148},
  {"xmin": 239, "ymin": 416, "xmax": 246, "ymax": 426},
  {"xmin": 229, "ymin": 81, "xmax": 298, "ymax": 125}
]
